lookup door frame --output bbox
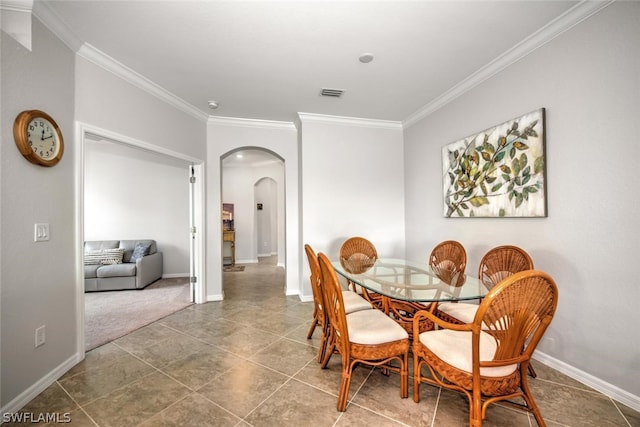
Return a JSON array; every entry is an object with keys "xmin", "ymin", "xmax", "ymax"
[{"xmin": 74, "ymin": 122, "xmax": 206, "ymax": 355}]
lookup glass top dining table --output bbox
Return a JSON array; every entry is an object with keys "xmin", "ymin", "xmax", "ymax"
[{"xmin": 332, "ymin": 258, "xmax": 490, "ymax": 303}]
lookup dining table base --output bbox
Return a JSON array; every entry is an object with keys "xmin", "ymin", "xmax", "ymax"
[{"xmin": 385, "ymin": 299, "xmax": 437, "ymax": 340}]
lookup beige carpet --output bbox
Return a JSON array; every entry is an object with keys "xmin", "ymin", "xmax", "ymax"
[{"xmin": 84, "ymin": 277, "xmax": 192, "ymax": 351}]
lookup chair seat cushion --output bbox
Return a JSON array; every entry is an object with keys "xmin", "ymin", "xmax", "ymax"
[
  {"xmin": 418, "ymin": 329, "xmax": 516, "ymax": 377},
  {"xmin": 342, "ymin": 290, "xmax": 373, "ymax": 313},
  {"xmin": 437, "ymin": 302, "xmax": 478, "ymax": 324},
  {"xmin": 347, "ymin": 309, "xmax": 408, "ymax": 345}
]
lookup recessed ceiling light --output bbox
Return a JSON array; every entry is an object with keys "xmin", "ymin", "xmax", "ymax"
[
  {"xmin": 359, "ymin": 53, "xmax": 374, "ymax": 63},
  {"xmin": 236, "ymin": 153, "xmax": 243, "ymax": 159},
  {"xmin": 208, "ymin": 100, "xmax": 219, "ymax": 109}
]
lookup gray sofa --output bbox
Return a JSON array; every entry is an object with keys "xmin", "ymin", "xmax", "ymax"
[{"xmin": 84, "ymin": 239, "xmax": 163, "ymax": 292}]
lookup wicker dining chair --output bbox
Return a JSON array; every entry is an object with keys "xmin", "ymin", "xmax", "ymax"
[
  {"xmin": 339, "ymin": 237, "xmax": 384, "ymax": 309},
  {"xmin": 305, "ymin": 244, "xmax": 373, "ymax": 363},
  {"xmin": 437, "ymin": 245, "xmax": 534, "ymax": 324},
  {"xmin": 429, "ymin": 240, "xmax": 467, "ymax": 287},
  {"xmin": 412, "ymin": 270, "xmax": 558, "ymax": 427},
  {"xmin": 390, "ymin": 240, "xmax": 468, "ymax": 334},
  {"xmin": 304, "ymin": 244, "xmax": 331, "ymax": 363},
  {"xmin": 374, "ymin": 240, "xmax": 467, "ymax": 340},
  {"xmin": 435, "ymin": 245, "xmax": 537, "ymax": 377},
  {"xmin": 318, "ymin": 252, "xmax": 409, "ymax": 412}
]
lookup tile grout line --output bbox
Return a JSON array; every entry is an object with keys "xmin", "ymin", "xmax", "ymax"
[{"xmin": 53, "ymin": 380, "xmax": 100, "ymax": 426}]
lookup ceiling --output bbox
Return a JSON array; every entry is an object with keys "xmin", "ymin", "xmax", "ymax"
[{"xmin": 36, "ymin": 0, "xmax": 587, "ymax": 126}]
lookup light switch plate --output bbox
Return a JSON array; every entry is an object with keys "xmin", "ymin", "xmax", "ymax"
[{"xmin": 34, "ymin": 223, "xmax": 50, "ymax": 242}]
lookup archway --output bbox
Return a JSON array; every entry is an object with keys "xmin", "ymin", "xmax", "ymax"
[{"xmin": 221, "ymin": 148, "xmax": 285, "ymax": 292}]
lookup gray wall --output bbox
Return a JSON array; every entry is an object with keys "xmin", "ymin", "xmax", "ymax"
[
  {"xmin": 75, "ymin": 57, "xmax": 206, "ymax": 161},
  {"xmin": 403, "ymin": 1, "xmax": 640, "ymax": 398},
  {"xmin": 1, "ymin": 18, "xmax": 77, "ymax": 408},
  {"xmin": 299, "ymin": 115, "xmax": 406, "ymax": 300},
  {"xmin": 1, "ymin": 14, "xmax": 207, "ymax": 411}
]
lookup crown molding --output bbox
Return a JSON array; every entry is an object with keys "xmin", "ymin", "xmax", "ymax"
[
  {"xmin": 208, "ymin": 116, "xmax": 297, "ymax": 130},
  {"xmin": 32, "ymin": 1, "xmax": 208, "ymax": 123},
  {"xmin": 77, "ymin": 44, "xmax": 208, "ymax": 122},
  {"xmin": 1, "ymin": 0, "xmax": 33, "ymax": 50},
  {"xmin": 298, "ymin": 112, "xmax": 402, "ymax": 130},
  {"xmin": 31, "ymin": 0, "xmax": 82, "ymax": 51},
  {"xmin": 30, "ymin": 0, "xmax": 613, "ymax": 131},
  {"xmin": 403, "ymin": 0, "xmax": 615, "ymax": 129},
  {"xmin": 0, "ymin": 0, "xmax": 32, "ymax": 12}
]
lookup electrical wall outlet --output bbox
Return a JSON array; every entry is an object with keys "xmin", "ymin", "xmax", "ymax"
[{"xmin": 35, "ymin": 325, "xmax": 46, "ymax": 347}]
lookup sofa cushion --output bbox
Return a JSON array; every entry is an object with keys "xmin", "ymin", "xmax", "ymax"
[
  {"xmin": 85, "ymin": 240, "xmax": 119, "ymax": 251},
  {"xmin": 120, "ymin": 240, "xmax": 157, "ymax": 262},
  {"xmin": 97, "ymin": 263, "xmax": 137, "ymax": 278},
  {"xmin": 84, "ymin": 248, "xmax": 125, "ymax": 265},
  {"xmin": 130, "ymin": 242, "xmax": 152, "ymax": 262}
]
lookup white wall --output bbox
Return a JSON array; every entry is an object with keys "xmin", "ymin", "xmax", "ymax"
[
  {"xmin": 403, "ymin": 1, "xmax": 640, "ymax": 402},
  {"xmin": 299, "ymin": 114, "xmax": 405, "ymax": 298},
  {"xmin": 1, "ymin": 18, "xmax": 77, "ymax": 409},
  {"xmin": 84, "ymin": 140, "xmax": 190, "ymax": 276},
  {"xmin": 207, "ymin": 119, "xmax": 299, "ymax": 300}
]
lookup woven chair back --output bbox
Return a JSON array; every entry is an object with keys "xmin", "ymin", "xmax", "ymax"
[
  {"xmin": 318, "ymin": 252, "xmax": 350, "ymax": 354},
  {"xmin": 429, "ymin": 240, "xmax": 467, "ymax": 286},
  {"xmin": 305, "ymin": 244, "xmax": 326, "ymax": 325},
  {"xmin": 475, "ymin": 270, "xmax": 558, "ymax": 363},
  {"xmin": 339, "ymin": 237, "xmax": 378, "ymax": 274},
  {"xmin": 478, "ymin": 245, "xmax": 534, "ymax": 289}
]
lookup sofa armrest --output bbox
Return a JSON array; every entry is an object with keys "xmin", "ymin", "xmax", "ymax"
[{"xmin": 135, "ymin": 252, "xmax": 163, "ymax": 288}]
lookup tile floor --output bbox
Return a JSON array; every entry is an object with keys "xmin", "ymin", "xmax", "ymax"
[{"xmin": 5, "ymin": 256, "xmax": 639, "ymax": 426}]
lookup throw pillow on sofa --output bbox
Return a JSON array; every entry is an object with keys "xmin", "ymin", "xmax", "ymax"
[
  {"xmin": 84, "ymin": 248, "xmax": 125, "ymax": 265},
  {"xmin": 130, "ymin": 242, "xmax": 151, "ymax": 262}
]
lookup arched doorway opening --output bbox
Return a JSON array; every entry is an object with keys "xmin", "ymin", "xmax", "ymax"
[{"xmin": 221, "ymin": 148, "xmax": 285, "ymax": 293}]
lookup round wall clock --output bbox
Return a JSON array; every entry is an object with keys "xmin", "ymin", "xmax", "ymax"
[{"xmin": 13, "ymin": 109, "xmax": 64, "ymax": 167}]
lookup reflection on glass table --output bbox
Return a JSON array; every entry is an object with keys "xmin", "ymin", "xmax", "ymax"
[{"xmin": 333, "ymin": 258, "xmax": 491, "ymax": 337}]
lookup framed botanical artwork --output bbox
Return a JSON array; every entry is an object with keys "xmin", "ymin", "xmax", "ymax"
[{"xmin": 442, "ymin": 108, "xmax": 546, "ymax": 218}]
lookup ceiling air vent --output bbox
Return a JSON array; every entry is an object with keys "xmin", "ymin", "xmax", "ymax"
[{"xmin": 321, "ymin": 88, "xmax": 345, "ymax": 98}]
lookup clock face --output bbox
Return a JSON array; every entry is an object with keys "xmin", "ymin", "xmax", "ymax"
[
  {"xmin": 27, "ymin": 117, "xmax": 60, "ymax": 160},
  {"xmin": 13, "ymin": 109, "xmax": 64, "ymax": 167}
]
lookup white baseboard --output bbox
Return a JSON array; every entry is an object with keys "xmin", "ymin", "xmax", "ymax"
[
  {"xmin": 206, "ymin": 293, "xmax": 223, "ymax": 302},
  {"xmin": 533, "ymin": 350, "xmax": 640, "ymax": 412},
  {"xmin": 0, "ymin": 351, "xmax": 83, "ymax": 417}
]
